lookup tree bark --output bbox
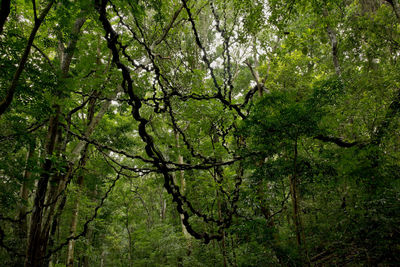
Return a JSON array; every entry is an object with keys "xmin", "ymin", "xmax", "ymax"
[
  {"xmin": 327, "ymin": 26, "xmax": 341, "ymax": 77},
  {"xmin": 258, "ymin": 184, "xmax": 286, "ymax": 265},
  {"xmin": 66, "ymin": 96, "xmax": 96, "ymax": 267},
  {"xmin": 82, "ymin": 226, "xmax": 92, "ymax": 267},
  {"xmin": 66, "ymin": 172, "xmax": 85, "ymax": 267},
  {"xmin": 100, "ymin": 250, "xmax": 106, "ymax": 267},
  {"xmin": 174, "ymin": 131, "xmax": 192, "ymax": 254},
  {"xmin": 24, "ymin": 106, "xmax": 60, "ymax": 267},
  {"xmin": 253, "ymin": 38, "xmax": 263, "ymax": 97},
  {"xmin": 230, "ymin": 235, "xmax": 238, "ymax": 267},
  {"xmin": 323, "ymin": 9, "xmax": 341, "ymax": 77},
  {"xmin": 217, "ymin": 190, "xmax": 227, "ymax": 267},
  {"xmin": 290, "ymin": 139, "xmax": 302, "ymax": 246},
  {"xmin": 126, "ymin": 212, "xmax": 133, "ymax": 267},
  {"xmin": 47, "ymin": 194, "xmax": 66, "ymax": 267},
  {"xmin": 70, "ymin": 94, "xmax": 113, "ymax": 160},
  {"xmin": 211, "ymin": 131, "xmax": 227, "ymax": 266},
  {"xmin": 17, "ymin": 143, "xmax": 35, "ymax": 242},
  {"xmin": 289, "ymin": 139, "xmax": 309, "ymax": 265},
  {"xmin": 66, "ymin": 124, "xmax": 94, "ymax": 266},
  {"xmin": 160, "ymin": 195, "xmax": 167, "ymax": 221}
]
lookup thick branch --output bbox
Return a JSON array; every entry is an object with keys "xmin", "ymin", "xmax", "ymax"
[
  {"xmin": 182, "ymin": 0, "xmax": 245, "ymax": 119},
  {"xmin": 96, "ymin": 0, "xmax": 235, "ymax": 243},
  {"xmin": 0, "ymin": 0, "xmax": 54, "ymax": 116},
  {"xmin": 314, "ymin": 135, "xmax": 359, "ymax": 148},
  {"xmin": 61, "ymin": 15, "xmax": 86, "ymax": 75}
]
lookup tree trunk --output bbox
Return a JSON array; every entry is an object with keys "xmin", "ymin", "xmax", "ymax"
[
  {"xmin": 160, "ymin": 196, "xmax": 167, "ymax": 221},
  {"xmin": 24, "ymin": 106, "xmax": 60, "ymax": 267},
  {"xmin": 217, "ymin": 190, "xmax": 227, "ymax": 267},
  {"xmin": 66, "ymin": 151, "xmax": 88, "ymax": 267},
  {"xmin": 289, "ymin": 139, "xmax": 309, "ymax": 264},
  {"xmin": 290, "ymin": 178, "xmax": 302, "ymax": 248},
  {"xmin": 174, "ymin": 131, "xmax": 192, "ymax": 255},
  {"xmin": 230, "ymin": 235, "xmax": 238, "ymax": 267},
  {"xmin": 259, "ymin": 186, "xmax": 286, "ymax": 265},
  {"xmin": 211, "ymin": 131, "xmax": 228, "ymax": 266},
  {"xmin": 47, "ymin": 194, "xmax": 67, "ymax": 267},
  {"xmin": 327, "ymin": 26, "xmax": 341, "ymax": 77},
  {"xmin": 65, "ymin": 180, "xmax": 82, "ymax": 267},
  {"xmin": 100, "ymin": 250, "xmax": 106, "ymax": 267},
  {"xmin": 290, "ymin": 139, "xmax": 301, "ymax": 246},
  {"xmin": 323, "ymin": 9, "xmax": 341, "ymax": 77},
  {"xmin": 17, "ymin": 143, "xmax": 35, "ymax": 242},
  {"xmin": 177, "ymin": 154, "xmax": 189, "ymax": 238},
  {"xmin": 253, "ymin": 37, "xmax": 263, "ymax": 98},
  {"xmin": 82, "ymin": 226, "xmax": 92, "ymax": 267},
  {"xmin": 66, "ymin": 94, "xmax": 96, "ymax": 267}
]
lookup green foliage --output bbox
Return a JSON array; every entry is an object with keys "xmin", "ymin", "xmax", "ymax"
[{"xmin": 1, "ymin": 0, "xmax": 400, "ymax": 266}]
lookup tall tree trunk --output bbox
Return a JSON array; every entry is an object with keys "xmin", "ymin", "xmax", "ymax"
[
  {"xmin": 290, "ymin": 182, "xmax": 302, "ymax": 247},
  {"xmin": 66, "ymin": 174, "xmax": 84, "ymax": 267},
  {"xmin": 323, "ymin": 9, "xmax": 341, "ymax": 77},
  {"xmin": 246, "ymin": 37, "xmax": 265, "ymax": 98},
  {"xmin": 217, "ymin": 190, "xmax": 227, "ymax": 267},
  {"xmin": 66, "ymin": 143, "xmax": 90, "ymax": 267},
  {"xmin": 82, "ymin": 226, "xmax": 92, "ymax": 267},
  {"xmin": 289, "ymin": 138, "xmax": 309, "ymax": 264},
  {"xmin": 66, "ymin": 96, "xmax": 96, "ymax": 267},
  {"xmin": 259, "ymin": 184, "xmax": 286, "ymax": 265},
  {"xmin": 41, "ymin": 126, "xmax": 65, "ymax": 245},
  {"xmin": 160, "ymin": 195, "xmax": 167, "ymax": 221},
  {"xmin": 230, "ymin": 235, "xmax": 238, "ymax": 267},
  {"xmin": 17, "ymin": 143, "xmax": 35, "ymax": 242},
  {"xmin": 211, "ymin": 131, "xmax": 227, "ymax": 266},
  {"xmin": 327, "ymin": 26, "xmax": 341, "ymax": 77},
  {"xmin": 47, "ymin": 194, "xmax": 67, "ymax": 267},
  {"xmin": 174, "ymin": 131, "xmax": 192, "ymax": 254},
  {"xmin": 24, "ymin": 106, "xmax": 60, "ymax": 267},
  {"xmin": 11, "ymin": 142, "xmax": 36, "ymax": 267},
  {"xmin": 126, "ymin": 216, "xmax": 133, "ymax": 267},
  {"xmin": 100, "ymin": 250, "xmax": 106, "ymax": 267},
  {"xmin": 253, "ymin": 37, "xmax": 263, "ymax": 97}
]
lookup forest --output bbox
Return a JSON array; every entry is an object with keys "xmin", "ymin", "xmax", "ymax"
[{"xmin": 0, "ymin": 0, "xmax": 399, "ymax": 266}]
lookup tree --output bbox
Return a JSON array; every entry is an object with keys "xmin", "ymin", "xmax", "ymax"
[{"xmin": 0, "ymin": 0, "xmax": 399, "ymax": 266}]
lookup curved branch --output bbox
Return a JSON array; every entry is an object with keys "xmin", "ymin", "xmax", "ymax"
[
  {"xmin": 314, "ymin": 135, "xmax": 359, "ymax": 148},
  {"xmin": 96, "ymin": 0, "xmax": 238, "ymax": 243},
  {"xmin": 0, "ymin": 0, "xmax": 54, "ymax": 116}
]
